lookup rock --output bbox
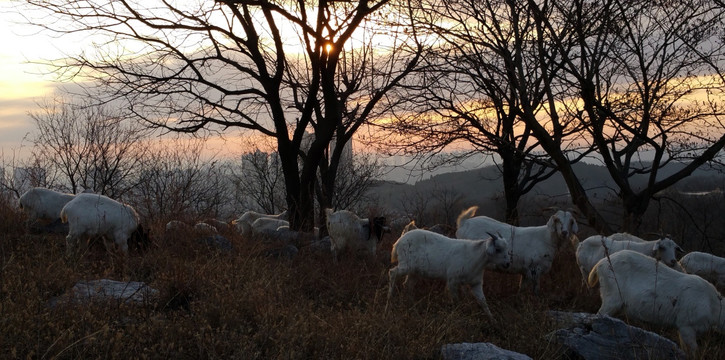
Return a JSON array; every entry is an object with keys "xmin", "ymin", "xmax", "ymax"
[
  {"xmin": 199, "ymin": 234, "xmax": 233, "ymax": 251},
  {"xmin": 309, "ymin": 236, "xmax": 332, "ymax": 253},
  {"xmin": 547, "ymin": 311, "xmax": 685, "ymax": 360},
  {"xmin": 263, "ymin": 244, "xmax": 298, "ymax": 259},
  {"xmin": 50, "ymin": 279, "xmax": 159, "ymax": 307},
  {"xmin": 441, "ymin": 342, "xmax": 532, "ymax": 360}
]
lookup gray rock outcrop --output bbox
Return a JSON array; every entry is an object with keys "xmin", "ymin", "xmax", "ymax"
[
  {"xmin": 440, "ymin": 342, "xmax": 532, "ymax": 360},
  {"xmin": 50, "ymin": 279, "xmax": 159, "ymax": 307},
  {"xmin": 547, "ymin": 311, "xmax": 685, "ymax": 360},
  {"xmin": 199, "ymin": 234, "xmax": 233, "ymax": 251}
]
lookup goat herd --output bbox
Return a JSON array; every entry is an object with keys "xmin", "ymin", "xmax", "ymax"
[{"xmin": 16, "ymin": 187, "xmax": 725, "ymax": 355}]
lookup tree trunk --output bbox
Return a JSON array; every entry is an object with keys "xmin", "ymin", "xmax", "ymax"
[
  {"xmin": 529, "ymin": 125, "xmax": 612, "ymax": 234},
  {"xmin": 501, "ymin": 148, "xmax": 522, "ymax": 226}
]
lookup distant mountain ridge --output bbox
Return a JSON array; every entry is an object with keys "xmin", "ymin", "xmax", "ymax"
[{"xmin": 371, "ymin": 161, "xmax": 724, "ymax": 216}]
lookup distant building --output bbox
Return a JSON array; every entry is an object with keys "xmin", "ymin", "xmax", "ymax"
[
  {"xmin": 300, "ymin": 131, "xmax": 354, "ymax": 168},
  {"xmin": 0, "ymin": 167, "xmax": 9, "ymax": 200}
]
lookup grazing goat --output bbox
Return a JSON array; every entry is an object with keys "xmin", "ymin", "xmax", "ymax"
[
  {"xmin": 193, "ymin": 222, "xmax": 219, "ymax": 235},
  {"xmin": 60, "ymin": 193, "xmax": 148, "ymax": 255},
  {"xmin": 18, "ymin": 187, "xmax": 75, "ymax": 223},
  {"xmin": 386, "ymin": 229, "xmax": 510, "ymax": 318},
  {"xmin": 455, "ymin": 206, "xmax": 578, "ymax": 293},
  {"xmin": 576, "ymin": 234, "xmax": 683, "ymax": 282},
  {"xmin": 680, "ymin": 251, "xmax": 725, "ymax": 290},
  {"xmin": 233, "ymin": 210, "xmax": 288, "ymax": 237},
  {"xmin": 201, "ymin": 218, "xmax": 232, "ymax": 234},
  {"xmin": 251, "ymin": 217, "xmax": 290, "ymax": 237},
  {"xmin": 324, "ymin": 208, "xmax": 388, "ymax": 262},
  {"xmin": 588, "ymin": 250, "xmax": 725, "ymax": 354},
  {"xmin": 165, "ymin": 220, "xmax": 192, "ymax": 233}
]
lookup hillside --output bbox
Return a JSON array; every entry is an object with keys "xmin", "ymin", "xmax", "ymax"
[{"xmin": 374, "ymin": 161, "xmax": 724, "ymax": 212}]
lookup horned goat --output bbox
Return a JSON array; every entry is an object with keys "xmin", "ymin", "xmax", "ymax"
[
  {"xmin": 386, "ymin": 229, "xmax": 510, "ymax": 318},
  {"xmin": 588, "ymin": 250, "xmax": 725, "ymax": 354},
  {"xmin": 455, "ymin": 206, "xmax": 579, "ymax": 293}
]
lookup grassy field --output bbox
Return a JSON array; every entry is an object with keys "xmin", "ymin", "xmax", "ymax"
[{"xmin": 1, "ymin": 205, "xmax": 723, "ymax": 359}]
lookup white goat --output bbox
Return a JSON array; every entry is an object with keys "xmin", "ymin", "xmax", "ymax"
[
  {"xmin": 165, "ymin": 220, "xmax": 191, "ymax": 233},
  {"xmin": 324, "ymin": 208, "xmax": 388, "ymax": 262},
  {"xmin": 193, "ymin": 222, "xmax": 219, "ymax": 235},
  {"xmin": 455, "ymin": 206, "xmax": 579, "ymax": 293},
  {"xmin": 18, "ymin": 187, "xmax": 75, "ymax": 223},
  {"xmin": 60, "ymin": 193, "xmax": 147, "ymax": 255},
  {"xmin": 233, "ymin": 210, "xmax": 288, "ymax": 237},
  {"xmin": 201, "ymin": 218, "xmax": 231, "ymax": 234},
  {"xmin": 386, "ymin": 229, "xmax": 510, "ymax": 317},
  {"xmin": 274, "ymin": 225, "xmax": 320, "ymax": 242},
  {"xmin": 608, "ymin": 232, "xmax": 647, "ymax": 242},
  {"xmin": 576, "ymin": 234, "xmax": 684, "ymax": 282},
  {"xmin": 251, "ymin": 217, "xmax": 290, "ymax": 238},
  {"xmin": 680, "ymin": 251, "xmax": 725, "ymax": 290},
  {"xmin": 588, "ymin": 250, "xmax": 725, "ymax": 354}
]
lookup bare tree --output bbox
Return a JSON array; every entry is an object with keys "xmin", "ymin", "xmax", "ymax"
[
  {"xmin": 393, "ymin": 181, "xmax": 460, "ymax": 227},
  {"xmin": 321, "ymin": 149, "xmax": 385, "ymax": 211},
  {"xmin": 382, "ymin": 0, "xmax": 596, "ymax": 227},
  {"xmin": 132, "ymin": 137, "xmax": 229, "ymax": 223},
  {"xmin": 28, "ymin": 96, "xmax": 149, "ymax": 198},
  {"xmin": 21, "ymin": 0, "xmax": 422, "ymax": 231},
  {"xmin": 538, "ymin": 0, "xmax": 725, "ymax": 231},
  {"xmin": 0, "ymin": 149, "xmax": 55, "ymax": 198}
]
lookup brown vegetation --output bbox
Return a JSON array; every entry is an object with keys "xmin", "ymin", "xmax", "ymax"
[{"xmin": 1, "ymin": 203, "xmax": 723, "ymax": 359}]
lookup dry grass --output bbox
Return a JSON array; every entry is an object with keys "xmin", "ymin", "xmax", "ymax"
[{"xmin": 1, "ymin": 207, "xmax": 723, "ymax": 359}]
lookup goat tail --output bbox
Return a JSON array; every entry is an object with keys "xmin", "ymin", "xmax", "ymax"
[
  {"xmin": 60, "ymin": 207, "xmax": 68, "ymax": 224},
  {"xmin": 390, "ymin": 241, "xmax": 399, "ymax": 264},
  {"xmin": 456, "ymin": 206, "xmax": 479, "ymax": 228},
  {"xmin": 324, "ymin": 208, "xmax": 334, "ymax": 219},
  {"xmin": 587, "ymin": 264, "xmax": 600, "ymax": 287}
]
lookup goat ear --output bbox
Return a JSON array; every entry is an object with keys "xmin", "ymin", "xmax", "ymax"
[
  {"xmin": 549, "ymin": 215, "xmax": 561, "ymax": 232},
  {"xmin": 485, "ymin": 238, "xmax": 497, "ymax": 256},
  {"xmin": 570, "ymin": 219, "xmax": 579, "ymax": 234}
]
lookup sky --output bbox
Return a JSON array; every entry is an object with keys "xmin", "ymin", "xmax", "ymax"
[
  {"xmin": 0, "ymin": 2, "xmax": 437, "ymax": 182},
  {"xmin": 0, "ymin": 1, "xmax": 66, "ymax": 156},
  {"xmin": 0, "ymin": 1, "xmax": 245, "ymax": 162}
]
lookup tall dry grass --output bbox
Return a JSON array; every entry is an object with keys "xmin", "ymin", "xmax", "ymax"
[{"xmin": 1, "ymin": 204, "xmax": 723, "ymax": 359}]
